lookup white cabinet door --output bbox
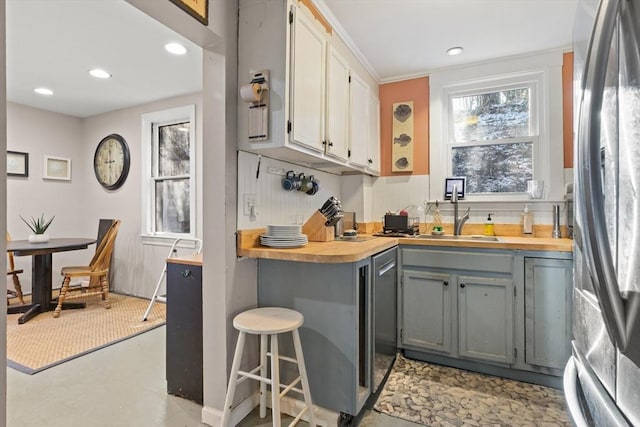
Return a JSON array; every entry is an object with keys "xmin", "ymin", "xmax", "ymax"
[
  {"xmin": 325, "ymin": 47, "xmax": 350, "ymax": 161},
  {"xmin": 367, "ymin": 91, "xmax": 380, "ymax": 174},
  {"xmin": 289, "ymin": 6, "xmax": 326, "ymax": 153},
  {"xmin": 349, "ymin": 72, "xmax": 370, "ymax": 168}
]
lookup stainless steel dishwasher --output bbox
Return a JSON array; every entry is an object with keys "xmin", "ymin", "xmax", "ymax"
[{"xmin": 372, "ymin": 247, "xmax": 397, "ymax": 392}]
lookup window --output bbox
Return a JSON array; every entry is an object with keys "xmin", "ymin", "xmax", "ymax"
[
  {"xmin": 449, "ymin": 85, "xmax": 536, "ymax": 194},
  {"xmin": 429, "ymin": 52, "xmax": 564, "ymax": 202},
  {"xmin": 142, "ymin": 105, "xmax": 196, "ymax": 242}
]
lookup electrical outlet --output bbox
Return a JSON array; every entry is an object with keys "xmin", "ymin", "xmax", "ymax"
[{"xmin": 243, "ymin": 194, "xmax": 257, "ymax": 215}]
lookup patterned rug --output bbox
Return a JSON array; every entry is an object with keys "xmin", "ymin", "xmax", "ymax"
[
  {"xmin": 7, "ymin": 293, "xmax": 165, "ymax": 374},
  {"xmin": 374, "ymin": 354, "xmax": 571, "ymax": 426}
]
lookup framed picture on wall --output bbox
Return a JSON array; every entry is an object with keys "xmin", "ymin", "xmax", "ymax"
[
  {"xmin": 7, "ymin": 151, "xmax": 29, "ymax": 177},
  {"xmin": 43, "ymin": 155, "xmax": 71, "ymax": 181},
  {"xmin": 169, "ymin": 0, "xmax": 208, "ymax": 25}
]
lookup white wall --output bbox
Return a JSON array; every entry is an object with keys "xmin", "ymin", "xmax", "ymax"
[
  {"xmin": 237, "ymin": 151, "xmax": 342, "ymax": 229},
  {"xmin": 7, "ymin": 102, "xmax": 89, "ymax": 294}
]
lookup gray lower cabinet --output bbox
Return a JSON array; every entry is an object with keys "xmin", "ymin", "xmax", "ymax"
[
  {"xmin": 399, "ymin": 245, "xmax": 573, "ymax": 386},
  {"xmin": 257, "ymin": 258, "xmax": 372, "ymax": 417},
  {"xmin": 524, "ymin": 256, "xmax": 572, "ymax": 372},
  {"xmin": 458, "ymin": 275, "xmax": 513, "ymax": 364},
  {"xmin": 401, "ymin": 270, "xmax": 451, "ymax": 353},
  {"xmin": 400, "ymin": 247, "xmax": 515, "ymax": 366}
]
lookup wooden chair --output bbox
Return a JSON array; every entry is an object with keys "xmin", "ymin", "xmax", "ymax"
[
  {"xmin": 6, "ymin": 233, "xmax": 25, "ymax": 305},
  {"xmin": 53, "ymin": 220, "xmax": 121, "ymax": 318}
]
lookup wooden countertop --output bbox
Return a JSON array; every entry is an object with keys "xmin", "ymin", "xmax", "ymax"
[
  {"xmin": 398, "ymin": 235, "xmax": 574, "ymax": 252},
  {"xmin": 237, "ymin": 229, "xmax": 573, "ymax": 263},
  {"xmin": 167, "ymin": 253, "xmax": 203, "ymax": 266}
]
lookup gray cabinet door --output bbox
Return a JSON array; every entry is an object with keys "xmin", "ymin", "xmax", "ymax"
[
  {"xmin": 458, "ymin": 275, "xmax": 514, "ymax": 364},
  {"xmin": 401, "ymin": 269, "xmax": 451, "ymax": 354},
  {"xmin": 524, "ymin": 257, "xmax": 572, "ymax": 370}
]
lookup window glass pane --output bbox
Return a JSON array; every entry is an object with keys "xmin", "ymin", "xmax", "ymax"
[
  {"xmin": 452, "ymin": 142, "xmax": 533, "ymax": 193},
  {"xmin": 452, "ymin": 88, "xmax": 531, "ymax": 142},
  {"xmin": 158, "ymin": 122, "xmax": 190, "ymax": 177},
  {"xmin": 155, "ymin": 179, "xmax": 190, "ymax": 233}
]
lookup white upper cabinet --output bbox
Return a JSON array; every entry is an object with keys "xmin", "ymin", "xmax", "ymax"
[
  {"xmin": 289, "ymin": 5, "xmax": 327, "ymax": 153},
  {"xmin": 367, "ymin": 90, "xmax": 381, "ymax": 174},
  {"xmin": 349, "ymin": 71, "xmax": 370, "ymax": 168},
  {"xmin": 237, "ymin": 0, "xmax": 379, "ymax": 174},
  {"xmin": 325, "ymin": 46, "xmax": 350, "ymax": 161}
]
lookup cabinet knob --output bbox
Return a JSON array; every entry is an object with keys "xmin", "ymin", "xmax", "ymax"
[
  {"xmin": 181, "ymin": 269, "xmax": 192, "ymax": 278},
  {"xmin": 328, "ymin": 141, "xmax": 333, "ymax": 147},
  {"xmin": 443, "ymin": 281, "xmax": 449, "ymax": 286},
  {"xmin": 368, "ymin": 158, "xmax": 373, "ymax": 163},
  {"xmin": 460, "ymin": 283, "xmax": 466, "ymax": 288}
]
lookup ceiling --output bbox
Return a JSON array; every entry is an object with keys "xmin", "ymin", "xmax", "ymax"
[
  {"xmin": 318, "ymin": 0, "xmax": 578, "ymax": 82},
  {"xmin": 6, "ymin": 0, "xmax": 202, "ymax": 118},
  {"xmin": 6, "ymin": 0, "xmax": 578, "ymax": 118}
]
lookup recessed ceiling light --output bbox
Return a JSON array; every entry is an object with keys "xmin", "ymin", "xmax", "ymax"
[
  {"xmin": 34, "ymin": 87, "xmax": 53, "ymax": 96},
  {"xmin": 89, "ymin": 68, "xmax": 111, "ymax": 79},
  {"xmin": 165, "ymin": 42, "xmax": 187, "ymax": 55},
  {"xmin": 447, "ymin": 46, "xmax": 464, "ymax": 56}
]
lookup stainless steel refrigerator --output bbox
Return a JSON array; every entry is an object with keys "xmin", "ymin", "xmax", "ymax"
[{"xmin": 564, "ymin": 0, "xmax": 640, "ymax": 425}]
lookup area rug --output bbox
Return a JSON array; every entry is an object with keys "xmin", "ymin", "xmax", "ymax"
[
  {"xmin": 374, "ymin": 354, "xmax": 571, "ymax": 426},
  {"xmin": 7, "ymin": 293, "xmax": 165, "ymax": 374}
]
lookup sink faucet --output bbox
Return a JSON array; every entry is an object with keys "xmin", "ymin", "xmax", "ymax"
[{"xmin": 451, "ymin": 185, "xmax": 471, "ymax": 236}]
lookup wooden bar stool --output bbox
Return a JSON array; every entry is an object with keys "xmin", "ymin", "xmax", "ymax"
[{"xmin": 221, "ymin": 307, "xmax": 315, "ymax": 427}]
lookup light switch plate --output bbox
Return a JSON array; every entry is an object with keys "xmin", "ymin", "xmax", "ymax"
[{"xmin": 243, "ymin": 194, "xmax": 256, "ymax": 215}]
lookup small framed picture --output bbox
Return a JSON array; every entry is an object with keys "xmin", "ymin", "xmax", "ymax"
[
  {"xmin": 43, "ymin": 155, "xmax": 71, "ymax": 181},
  {"xmin": 7, "ymin": 151, "xmax": 29, "ymax": 177}
]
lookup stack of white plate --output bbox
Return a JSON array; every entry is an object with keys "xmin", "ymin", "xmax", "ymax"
[{"xmin": 260, "ymin": 224, "xmax": 308, "ymax": 248}]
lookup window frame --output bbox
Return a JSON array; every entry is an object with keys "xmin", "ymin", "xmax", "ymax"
[
  {"xmin": 444, "ymin": 76, "xmax": 541, "ymax": 200},
  {"xmin": 141, "ymin": 104, "xmax": 196, "ymax": 244},
  {"xmin": 429, "ymin": 52, "xmax": 564, "ymax": 203}
]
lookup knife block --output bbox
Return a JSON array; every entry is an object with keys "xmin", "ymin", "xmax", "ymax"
[{"xmin": 302, "ymin": 210, "xmax": 335, "ymax": 242}]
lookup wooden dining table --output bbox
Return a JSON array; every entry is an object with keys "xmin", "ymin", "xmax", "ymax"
[{"xmin": 7, "ymin": 237, "xmax": 96, "ymax": 324}]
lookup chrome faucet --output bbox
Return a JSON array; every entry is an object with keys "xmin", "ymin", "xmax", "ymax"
[{"xmin": 451, "ymin": 185, "xmax": 471, "ymax": 236}]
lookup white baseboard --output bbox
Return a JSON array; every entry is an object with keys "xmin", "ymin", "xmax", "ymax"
[
  {"xmin": 201, "ymin": 392, "xmax": 341, "ymax": 426},
  {"xmin": 201, "ymin": 392, "xmax": 259, "ymax": 427},
  {"xmin": 267, "ymin": 392, "xmax": 340, "ymax": 427}
]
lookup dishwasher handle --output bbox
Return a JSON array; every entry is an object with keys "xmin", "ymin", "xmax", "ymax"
[{"xmin": 378, "ymin": 260, "xmax": 396, "ymax": 276}]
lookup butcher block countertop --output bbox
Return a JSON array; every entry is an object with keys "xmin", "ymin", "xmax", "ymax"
[
  {"xmin": 167, "ymin": 253, "xmax": 203, "ymax": 266},
  {"xmin": 237, "ymin": 229, "xmax": 573, "ymax": 263}
]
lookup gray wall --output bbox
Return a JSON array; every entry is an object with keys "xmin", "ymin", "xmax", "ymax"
[{"xmin": 1, "ymin": 1, "xmax": 7, "ymax": 423}]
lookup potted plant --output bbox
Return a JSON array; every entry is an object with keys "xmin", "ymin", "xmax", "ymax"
[{"xmin": 20, "ymin": 213, "xmax": 55, "ymax": 243}]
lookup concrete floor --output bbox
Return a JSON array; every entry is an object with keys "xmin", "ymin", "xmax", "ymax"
[
  {"xmin": 6, "ymin": 325, "xmax": 418, "ymax": 427},
  {"xmin": 7, "ymin": 326, "xmax": 205, "ymax": 427}
]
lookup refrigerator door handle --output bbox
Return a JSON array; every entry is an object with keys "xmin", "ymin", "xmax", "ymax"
[
  {"xmin": 563, "ymin": 357, "xmax": 590, "ymax": 427},
  {"xmin": 577, "ymin": 0, "xmax": 627, "ymax": 350}
]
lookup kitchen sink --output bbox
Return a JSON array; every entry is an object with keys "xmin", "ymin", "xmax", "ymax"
[{"xmin": 415, "ymin": 234, "xmax": 500, "ymax": 242}]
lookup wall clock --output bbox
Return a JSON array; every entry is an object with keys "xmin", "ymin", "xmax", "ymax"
[{"xmin": 94, "ymin": 133, "xmax": 131, "ymax": 190}]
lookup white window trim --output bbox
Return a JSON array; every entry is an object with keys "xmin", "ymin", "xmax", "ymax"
[
  {"xmin": 429, "ymin": 50, "xmax": 565, "ymax": 202},
  {"xmin": 140, "ymin": 104, "xmax": 197, "ymax": 245}
]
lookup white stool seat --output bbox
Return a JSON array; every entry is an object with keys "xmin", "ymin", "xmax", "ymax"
[
  {"xmin": 234, "ymin": 307, "xmax": 303, "ymax": 334},
  {"xmin": 221, "ymin": 307, "xmax": 315, "ymax": 427}
]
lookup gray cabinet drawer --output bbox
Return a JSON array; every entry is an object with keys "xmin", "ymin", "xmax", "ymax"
[{"xmin": 402, "ymin": 248, "xmax": 513, "ymax": 274}]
